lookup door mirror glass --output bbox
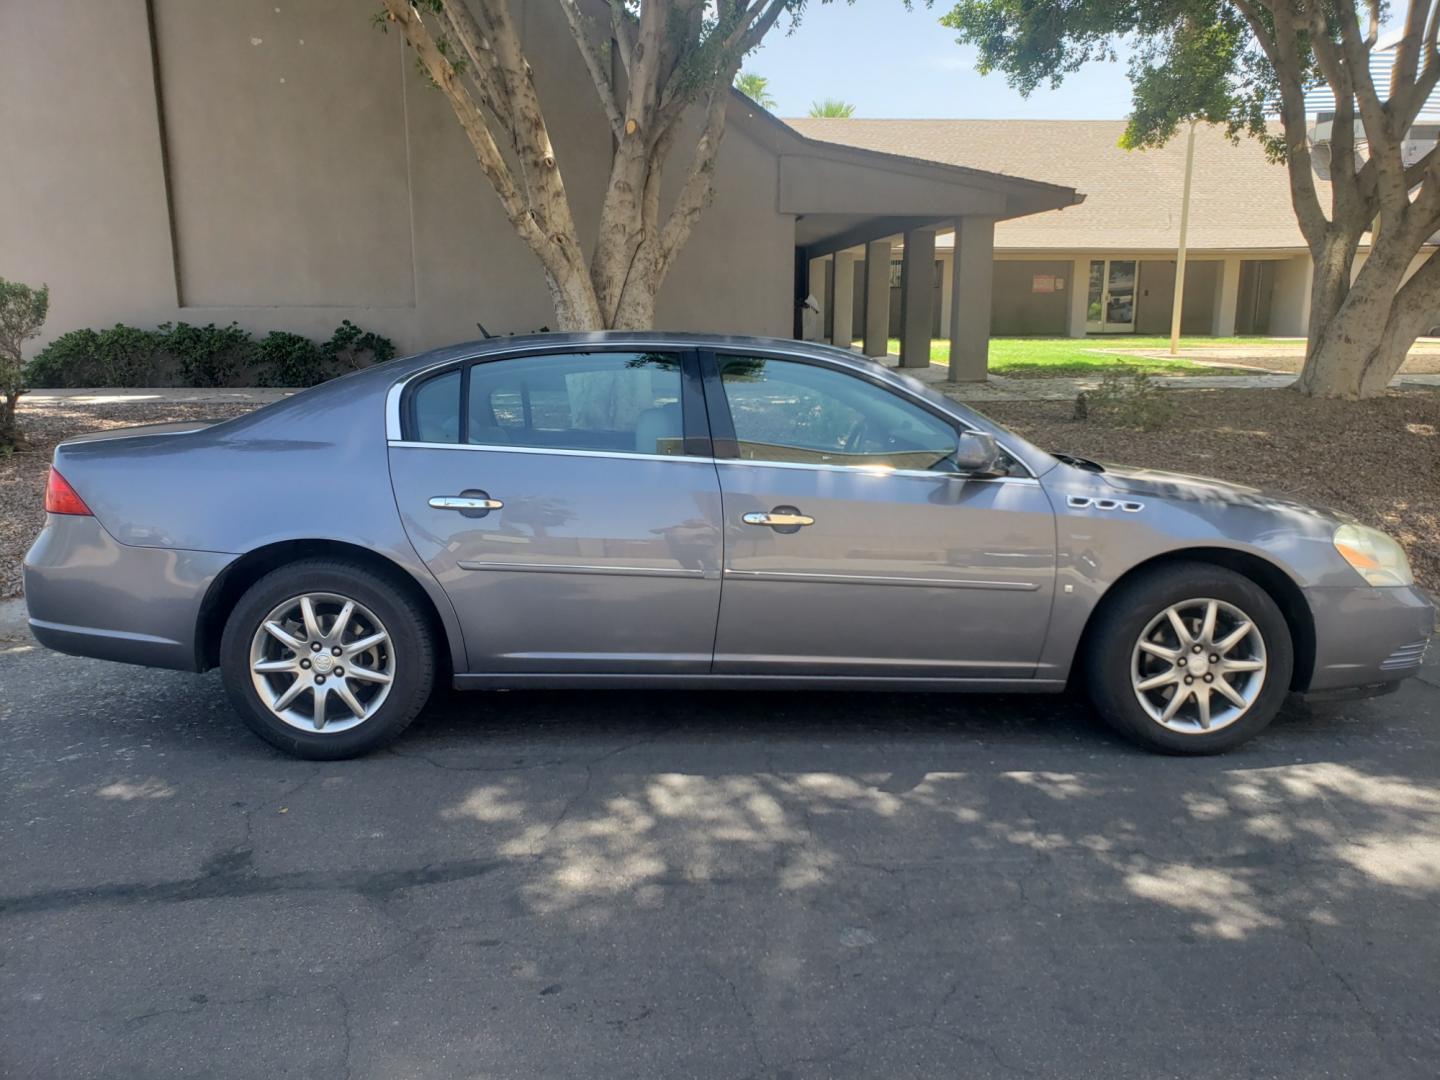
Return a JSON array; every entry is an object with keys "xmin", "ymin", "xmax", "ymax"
[{"xmin": 953, "ymin": 431, "xmax": 1001, "ymax": 475}]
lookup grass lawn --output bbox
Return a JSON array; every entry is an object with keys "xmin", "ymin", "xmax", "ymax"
[{"xmin": 872, "ymin": 336, "xmax": 1280, "ymax": 378}]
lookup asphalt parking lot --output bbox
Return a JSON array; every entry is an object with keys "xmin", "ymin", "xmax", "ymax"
[{"xmin": 2, "ymin": 639, "xmax": 1438, "ymax": 1079}]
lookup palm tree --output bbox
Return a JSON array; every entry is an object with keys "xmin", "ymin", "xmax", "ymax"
[
  {"xmin": 808, "ymin": 99, "xmax": 856, "ymax": 118},
  {"xmin": 734, "ymin": 71, "xmax": 777, "ymax": 110}
]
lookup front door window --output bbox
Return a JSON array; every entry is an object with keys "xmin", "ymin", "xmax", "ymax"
[{"xmin": 1086, "ymin": 259, "xmax": 1139, "ymax": 333}]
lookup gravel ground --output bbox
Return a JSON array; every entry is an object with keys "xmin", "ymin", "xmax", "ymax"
[
  {"xmin": 981, "ymin": 388, "xmax": 1440, "ymax": 592},
  {"xmin": 4, "ymin": 389, "xmax": 1438, "ymax": 598}
]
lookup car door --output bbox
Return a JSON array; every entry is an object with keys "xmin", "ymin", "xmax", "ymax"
[
  {"xmin": 388, "ymin": 347, "xmax": 723, "ymax": 674},
  {"xmin": 702, "ymin": 351, "xmax": 1056, "ymax": 680}
]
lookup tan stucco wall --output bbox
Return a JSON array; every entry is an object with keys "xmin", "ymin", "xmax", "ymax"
[
  {"xmin": 1134, "ymin": 260, "xmax": 1220, "ymax": 336},
  {"xmin": 989, "ymin": 260, "xmax": 1070, "ymax": 336},
  {"xmin": 1, "ymin": 0, "xmax": 793, "ymax": 357}
]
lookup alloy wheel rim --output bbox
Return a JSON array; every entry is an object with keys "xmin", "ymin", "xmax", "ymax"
[
  {"xmin": 1129, "ymin": 597, "xmax": 1267, "ymax": 735},
  {"xmin": 248, "ymin": 592, "xmax": 395, "ymax": 734}
]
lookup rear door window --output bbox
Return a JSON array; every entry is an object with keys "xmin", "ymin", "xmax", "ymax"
[{"xmin": 403, "ymin": 351, "xmax": 687, "ymax": 456}]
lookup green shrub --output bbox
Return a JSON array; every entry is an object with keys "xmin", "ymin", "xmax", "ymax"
[
  {"xmin": 26, "ymin": 328, "xmax": 99, "ymax": 388},
  {"xmin": 158, "ymin": 321, "xmax": 255, "ymax": 388},
  {"xmin": 1084, "ymin": 367, "xmax": 1175, "ymax": 432},
  {"xmin": 28, "ymin": 319, "xmax": 398, "ymax": 389},
  {"xmin": 322, "ymin": 320, "xmax": 396, "ymax": 372},
  {"xmin": 256, "ymin": 331, "xmax": 327, "ymax": 387},
  {"xmin": 1, "ymin": 277, "xmax": 50, "ymax": 450},
  {"xmin": 94, "ymin": 324, "xmax": 163, "ymax": 387},
  {"xmin": 28, "ymin": 324, "xmax": 161, "ymax": 387}
]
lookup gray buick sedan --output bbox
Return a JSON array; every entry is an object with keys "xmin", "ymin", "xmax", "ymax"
[{"xmin": 23, "ymin": 333, "xmax": 1433, "ymax": 758}]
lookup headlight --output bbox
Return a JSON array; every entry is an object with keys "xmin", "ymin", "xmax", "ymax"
[{"xmin": 1332, "ymin": 523, "xmax": 1415, "ymax": 587}]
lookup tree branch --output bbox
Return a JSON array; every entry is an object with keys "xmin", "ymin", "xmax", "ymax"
[
  {"xmin": 383, "ymin": 0, "xmax": 598, "ymax": 325},
  {"xmin": 558, "ymin": 0, "xmax": 626, "ymax": 138},
  {"xmin": 608, "ymin": 0, "xmax": 635, "ymax": 76},
  {"xmin": 1240, "ymin": 0, "xmax": 1331, "ymax": 246}
]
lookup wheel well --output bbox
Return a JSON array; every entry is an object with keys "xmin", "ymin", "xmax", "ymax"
[
  {"xmin": 195, "ymin": 540, "xmax": 452, "ymax": 677},
  {"xmin": 1075, "ymin": 548, "xmax": 1316, "ymax": 691}
]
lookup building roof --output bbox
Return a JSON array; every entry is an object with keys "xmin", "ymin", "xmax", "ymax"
[{"xmin": 784, "ymin": 118, "xmax": 1317, "ymax": 253}]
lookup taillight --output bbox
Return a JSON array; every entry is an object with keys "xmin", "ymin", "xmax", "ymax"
[{"xmin": 45, "ymin": 467, "xmax": 92, "ymax": 516}]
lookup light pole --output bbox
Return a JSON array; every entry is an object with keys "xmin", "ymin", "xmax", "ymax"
[{"xmin": 1169, "ymin": 119, "xmax": 1198, "ymax": 356}]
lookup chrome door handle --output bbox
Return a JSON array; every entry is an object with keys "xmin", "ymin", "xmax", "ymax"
[
  {"xmin": 430, "ymin": 496, "xmax": 504, "ymax": 511},
  {"xmin": 742, "ymin": 511, "xmax": 814, "ymax": 527}
]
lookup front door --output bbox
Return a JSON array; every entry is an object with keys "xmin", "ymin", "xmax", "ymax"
[
  {"xmin": 388, "ymin": 348, "xmax": 723, "ymax": 674},
  {"xmin": 703, "ymin": 353, "xmax": 1056, "ymax": 680},
  {"xmin": 1086, "ymin": 259, "xmax": 1139, "ymax": 333}
]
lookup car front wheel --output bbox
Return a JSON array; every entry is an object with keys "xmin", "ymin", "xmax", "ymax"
[
  {"xmin": 1084, "ymin": 563, "xmax": 1294, "ymax": 754},
  {"xmin": 219, "ymin": 559, "xmax": 435, "ymax": 759}
]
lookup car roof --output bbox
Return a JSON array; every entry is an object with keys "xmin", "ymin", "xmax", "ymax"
[{"xmin": 389, "ymin": 331, "xmax": 866, "ymax": 374}]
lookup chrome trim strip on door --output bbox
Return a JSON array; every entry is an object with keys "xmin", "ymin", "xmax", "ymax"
[
  {"xmin": 722, "ymin": 569, "xmax": 1042, "ymax": 590},
  {"xmin": 457, "ymin": 560, "xmax": 707, "ymax": 579},
  {"xmin": 715, "ymin": 457, "xmax": 1041, "ymax": 485},
  {"xmin": 390, "ymin": 440, "xmax": 715, "ymax": 465}
]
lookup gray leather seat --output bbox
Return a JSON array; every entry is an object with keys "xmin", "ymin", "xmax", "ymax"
[{"xmin": 634, "ymin": 404, "xmax": 682, "ymax": 454}]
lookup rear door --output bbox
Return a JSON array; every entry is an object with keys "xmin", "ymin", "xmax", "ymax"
[
  {"xmin": 702, "ymin": 351, "xmax": 1056, "ymax": 680},
  {"xmin": 388, "ymin": 347, "xmax": 722, "ymax": 674}
]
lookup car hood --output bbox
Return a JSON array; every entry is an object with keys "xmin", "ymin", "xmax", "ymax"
[{"xmin": 1094, "ymin": 463, "xmax": 1354, "ymax": 524}]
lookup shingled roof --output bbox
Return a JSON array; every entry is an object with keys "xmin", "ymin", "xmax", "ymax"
[{"xmin": 784, "ymin": 118, "xmax": 1318, "ymax": 253}]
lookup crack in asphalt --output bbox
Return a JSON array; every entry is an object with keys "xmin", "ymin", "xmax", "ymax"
[{"xmin": 0, "ymin": 847, "xmax": 506, "ymax": 917}]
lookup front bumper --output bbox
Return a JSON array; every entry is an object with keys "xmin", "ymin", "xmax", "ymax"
[
  {"xmin": 1303, "ymin": 583, "xmax": 1434, "ymax": 693},
  {"xmin": 23, "ymin": 514, "xmax": 235, "ymax": 672}
]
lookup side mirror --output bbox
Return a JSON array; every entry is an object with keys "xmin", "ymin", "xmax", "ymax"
[{"xmin": 952, "ymin": 431, "xmax": 1001, "ymax": 476}]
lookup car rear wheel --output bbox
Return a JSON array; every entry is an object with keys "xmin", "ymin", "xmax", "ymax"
[
  {"xmin": 219, "ymin": 559, "xmax": 435, "ymax": 759},
  {"xmin": 1084, "ymin": 562, "xmax": 1294, "ymax": 754}
]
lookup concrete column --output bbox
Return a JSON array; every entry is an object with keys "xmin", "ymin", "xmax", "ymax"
[
  {"xmin": 1067, "ymin": 257, "xmax": 1090, "ymax": 338},
  {"xmin": 831, "ymin": 250, "xmax": 857, "ymax": 349},
  {"xmin": 1211, "ymin": 255, "xmax": 1242, "ymax": 337},
  {"xmin": 863, "ymin": 238, "xmax": 893, "ymax": 358},
  {"xmin": 938, "ymin": 249, "xmax": 954, "ymax": 348},
  {"xmin": 948, "ymin": 216, "xmax": 995, "ymax": 383},
  {"xmin": 809, "ymin": 255, "xmax": 829, "ymax": 323},
  {"xmin": 899, "ymin": 226, "xmax": 937, "ymax": 369}
]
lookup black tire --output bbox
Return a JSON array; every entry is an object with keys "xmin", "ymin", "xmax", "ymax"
[
  {"xmin": 219, "ymin": 558, "xmax": 435, "ymax": 759},
  {"xmin": 1083, "ymin": 562, "xmax": 1294, "ymax": 754}
]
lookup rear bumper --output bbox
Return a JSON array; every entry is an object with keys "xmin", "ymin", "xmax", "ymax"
[
  {"xmin": 1303, "ymin": 583, "xmax": 1434, "ymax": 692},
  {"xmin": 22, "ymin": 515, "xmax": 235, "ymax": 672}
]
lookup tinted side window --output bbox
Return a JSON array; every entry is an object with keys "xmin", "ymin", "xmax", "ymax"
[
  {"xmin": 467, "ymin": 352, "xmax": 683, "ymax": 455},
  {"xmin": 717, "ymin": 357, "xmax": 961, "ymax": 472},
  {"xmin": 408, "ymin": 369, "xmax": 461, "ymax": 444}
]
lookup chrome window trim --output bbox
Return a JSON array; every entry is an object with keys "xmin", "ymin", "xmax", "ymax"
[
  {"xmin": 385, "ymin": 338, "xmax": 699, "ymax": 442},
  {"xmin": 384, "ymin": 338, "xmax": 1042, "ymax": 480},
  {"xmin": 387, "ymin": 439, "xmax": 714, "ymax": 465},
  {"xmin": 388, "ymin": 438, "xmax": 1040, "ymax": 485}
]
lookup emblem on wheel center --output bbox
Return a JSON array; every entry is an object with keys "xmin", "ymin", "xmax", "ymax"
[{"xmin": 312, "ymin": 652, "xmax": 334, "ymax": 674}]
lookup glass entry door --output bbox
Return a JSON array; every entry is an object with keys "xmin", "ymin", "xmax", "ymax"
[{"xmin": 1086, "ymin": 259, "xmax": 1139, "ymax": 333}]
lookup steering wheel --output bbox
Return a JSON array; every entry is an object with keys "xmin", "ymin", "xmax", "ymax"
[{"xmin": 841, "ymin": 416, "xmax": 871, "ymax": 453}]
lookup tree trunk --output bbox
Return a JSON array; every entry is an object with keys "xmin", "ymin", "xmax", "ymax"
[
  {"xmin": 0, "ymin": 391, "xmax": 23, "ymax": 451},
  {"xmin": 1295, "ymin": 227, "xmax": 1431, "ymax": 398}
]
